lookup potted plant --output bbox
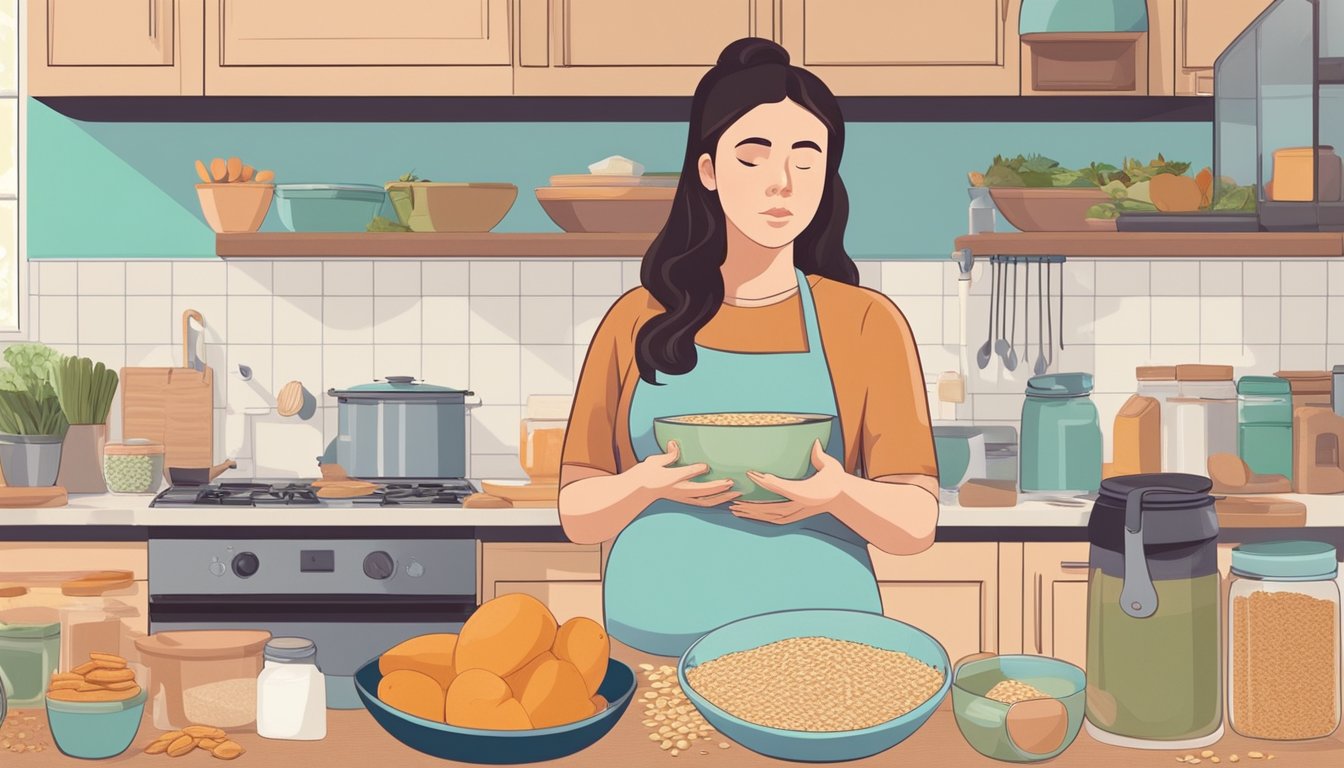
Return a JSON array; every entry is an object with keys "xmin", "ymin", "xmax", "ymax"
[
  {"xmin": 0, "ymin": 344, "xmax": 69, "ymax": 486},
  {"xmin": 51, "ymin": 355, "xmax": 119, "ymax": 493}
]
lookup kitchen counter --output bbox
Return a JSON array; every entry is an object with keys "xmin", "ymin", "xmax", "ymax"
[
  {"xmin": 6, "ymin": 491, "xmax": 1344, "ymax": 544},
  {"xmin": 8, "ymin": 640, "xmax": 1344, "ymax": 766}
]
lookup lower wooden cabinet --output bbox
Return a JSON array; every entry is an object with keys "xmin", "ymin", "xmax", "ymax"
[
  {"xmin": 479, "ymin": 542, "xmax": 605, "ymax": 625},
  {"xmin": 871, "ymin": 542, "xmax": 999, "ymax": 665},
  {"xmin": 1021, "ymin": 543, "xmax": 1091, "ymax": 670}
]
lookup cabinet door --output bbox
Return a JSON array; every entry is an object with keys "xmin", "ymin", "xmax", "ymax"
[
  {"xmin": 495, "ymin": 580, "xmax": 604, "ymax": 626},
  {"xmin": 1023, "ymin": 543, "xmax": 1090, "ymax": 670},
  {"xmin": 872, "ymin": 542, "xmax": 999, "ymax": 665},
  {"xmin": 204, "ymin": 0, "xmax": 512, "ymax": 95},
  {"xmin": 514, "ymin": 0, "xmax": 775, "ymax": 95},
  {"xmin": 29, "ymin": 0, "xmax": 204, "ymax": 95},
  {"xmin": 480, "ymin": 542, "xmax": 604, "ymax": 624},
  {"xmin": 1174, "ymin": 0, "xmax": 1274, "ymax": 95},
  {"xmin": 779, "ymin": 0, "xmax": 1021, "ymax": 95}
]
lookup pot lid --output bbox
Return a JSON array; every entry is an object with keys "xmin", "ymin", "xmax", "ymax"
[
  {"xmin": 1237, "ymin": 375, "xmax": 1291, "ymax": 396},
  {"xmin": 135, "ymin": 630, "xmax": 271, "ymax": 659},
  {"xmin": 1026, "ymin": 372, "xmax": 1093, "ymax": 397},
  {"xmin": 1091, "ymin": 473, "xmax": 1218, "ymax": 545},
  {"xmin": 1232, "ymin": 541, "xmax": 1338, "ymax": 580},
  {"xmin": 332, "ymin": 376, "xmax": 469, "ymax": 394},
  {"xmin": 265, "ymin": 636, "xmax": 318, "ymax": 662}
]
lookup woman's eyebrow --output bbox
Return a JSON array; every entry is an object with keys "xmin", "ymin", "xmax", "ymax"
[
  {"xmin": 792, "ymin": 140, "xmax": 822, "ymax": 151},
  {"xmin": 735, "ymin": 137, "xmax": 771, "ymax": 148}
]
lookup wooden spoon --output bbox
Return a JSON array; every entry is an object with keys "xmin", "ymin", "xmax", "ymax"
[{"xmin": 315, "ymin": 480, "xmax": 378, "ymax": 499}]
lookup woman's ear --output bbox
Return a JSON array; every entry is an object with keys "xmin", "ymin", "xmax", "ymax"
[{"xmin": 698, "ymin": 153, "xmax": 717, "ymax": 192}]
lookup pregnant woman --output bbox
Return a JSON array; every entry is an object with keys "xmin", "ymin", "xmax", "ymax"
[{"xmin": 559, "ymin": 38, "xmax": 939, "ymax": 657}]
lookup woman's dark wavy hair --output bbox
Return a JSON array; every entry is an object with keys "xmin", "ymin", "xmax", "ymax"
[{"xmin": 634, "ymin": 37, "xmax": 857, "ymax": 385}]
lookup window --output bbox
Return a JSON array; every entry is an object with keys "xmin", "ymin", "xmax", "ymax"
[{"xmin": 0, "ymin": 1, "xmax": 20, "ymax": 336}]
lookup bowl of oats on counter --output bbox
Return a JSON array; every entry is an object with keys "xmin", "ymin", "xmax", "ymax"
[
  {"xmin": 652, "ymin": 412, "xmax": 834, "ymax": 502},
  {"xmin": 951, "ymin": 653, "xmax": 1086, "ymax": 763}
]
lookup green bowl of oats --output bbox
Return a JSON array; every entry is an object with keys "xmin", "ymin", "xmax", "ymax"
[{"xmin": 652, "ymin": 412, "xmax": 833, "ymax": 502}]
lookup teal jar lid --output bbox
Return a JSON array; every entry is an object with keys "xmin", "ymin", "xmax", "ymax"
[
  {"xmin": 1020, "ymin": 0, "xmax": 1148, "ymax": 34},
  {"xmin": 1232, "ymin": 540, "xmax": 1338, "ymax": 580},
  {"xmin": 1237, "ymin": 375, "xmax": 1291, "ymax": 396},
  {"xmin": 0, "ymin": 620, "xmax": 61, "ymax": 639},
  {"xmin": 1026, "ymin": 372, "xmax": 1093, "ymax": 398}
]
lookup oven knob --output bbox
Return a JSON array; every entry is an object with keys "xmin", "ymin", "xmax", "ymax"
[
  {"xmin": 364, "ymin": 551, "xmax": 395, "ymax": 580},
  {"xmin": 406, "ymin": 559, "xmax": 425, "ymax": 578},
  {"xmin": 232, "ymin": 552, "xmax": 260, "ymax": 578}
]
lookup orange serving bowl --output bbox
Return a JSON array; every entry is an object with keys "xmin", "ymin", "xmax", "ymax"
[
  {"xmin": 988, "ymin": 188, "xmax": 1110, "ymax": 232},
  {"xmin": 196, "ymin": 183, "xmax": 274, "ymax": 233}
]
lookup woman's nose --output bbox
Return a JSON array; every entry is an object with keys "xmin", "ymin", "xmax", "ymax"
[{"xmin": 766, "ymin": 163, "xmax": 793, "ymax": 198}]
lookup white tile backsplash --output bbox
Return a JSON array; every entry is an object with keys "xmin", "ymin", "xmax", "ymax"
[
  {"xmin": 1094, "ymin": 262, "xmax": 1149, "ymax": 296},
  {"xmin": 1282, "ymin": 261, "xmax": 1329, "ymax": 296},
  {"xmin": 323, "ymin": 344, "xmax": 374, "ymax": 395},
  {"xmin": 373, "ymin": 296, "xmax": 422, "ymax": 345},
  {"xmin": 574, "ymin": 296, "xmax": 615, "ymax": 345},
  {"xmin": 892, "ymin": 297, "xmax": 941, "ymax": 346},
  {"xmin": 470, "ymin": 261, "xmax": 520, "ymax": 296},
  {"xmin": 521, "ymin": 344, "xmax": 575, "ymax": 398},
  {"xmin": 621, "ymin": 261, "xmax": 642, "ymax": 292},
  {"xmin": 227, "ymin": 345, "xmax": 273, "ymax": 411},
  {"xmin": 77, "ymin": 263, "xmax": 125, "ymax": 296},
  {"xmin": 470, "ymin": 296, "xmax": 521, "ymax": 345},
  {"xmin": 324, "ymin": 261, "xmax": 373, "ymax": 296},
  {"xmin": 273, "ymin": 296, "xmax": 323, "ymax": 345},
  {"xmin": 1150, "ymin": 297, "xmax": 1200, "ymax": 344},
  {"xmin": 272, "ymin": 345, "xmax": 323, "ymax": 400},
  {"xmin": 521, "ymin": 296, "xmax": 573, "ymax": 344},
  {"xmin": 41, "ymin": 262, "xmax": 77, "ymax": 295},
  {"xmin": 423, "ymin": 296, "xmax": 470, "ymax": 344},
  {"xmin": 1200, "ymin": 262, "xmax": 1241, "ymax": 296},
  {"xmin": 856, "ymin": 261, "xmax": 882, "ymax": 291},
  {"xmin": 470, "ymin": 344, "xmax": 521, "ymax": 405},
  {"xmin": 374, "ymin": 344, "xmax": 422, "ymax": 380},
  {"xmin": 1281, "ymin": 295, "xmax": 1328, "ymax": 345},
  {"xmin": 77, "ymin": 296, "xmax": 125, "ymax": 344},
  {"xmin": 422, "ymin": 261, "xmax": 470, "ymax": 296},
  {"xmin": 172, "ymin": 296, "xmax": 228, "ymax": 345},
  {"xmin": 173, "ymin": 261, "xmax": 227, "ymax": 295},
  {"xmin": 1149, "ymin": 262, "xmax": 1198, "ymax": 296},
  {"xmin": 1279, "ymin": 344, "xmax": 1328, "ymax": 371},
  {"xmin": 227, "ymin": 296, "xmax": 272, "ymax": 345},
  {"xmin": 1243, "ymin": 297, "xmax": 1281, "ymax": 345},
  {"xmin": 1243, "ymin": 262, "xmax": 1281, "ymax": 297},
  {"xmin": 323, "ymin": 297, "xmax": 374, "ymax": 343},
  {"xmin": 521, "ymin": 261, "xmax": 573, "ymax": 296},
  {"xmin": 471, "ymin": 404, "xmax": 523, "ymax": 454},
  {"xmin": 573, "ymin": 261, "xmax": 623, "ymax": 296},
  {"xmin": 1200, "ymin": 297, "xmax": 1243, "ymax": 345},
  {"xmin": 125, "ymin": 262, "xmax": 173, "ymax": 295},
  {"xmin": 374, "ymin": 261, "xmax": 421, "ymax": 296},
  {"xmin": 422, "ymin": 344, "xmax": 470, "ymax": 389},
  {"xmin": 273, "ymin": 261, "xmax": 323, "ymax": 296},
  {"xmin": 1095, "ymin": 296, "xmax": 1150, "ymax": 344},
  {"xmin": 126, "ymin": 296, "xmax": 173, "ymax": 345},
  {"xmin": 227, "ymin": 262, "xmax": 272, "ymax": 296}
]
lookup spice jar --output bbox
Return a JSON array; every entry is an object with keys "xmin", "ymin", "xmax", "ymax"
[
  {"xmin": 256, "ymin": 637, "xmax": 326, "ymax": 741},
  {"xmin": 1228, "ymin": 541, "xmax": 1341, "ymax": 741}
]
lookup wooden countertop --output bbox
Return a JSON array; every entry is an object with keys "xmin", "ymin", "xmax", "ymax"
[
  {"xmin": 953, "ymin": 232, "xmax": 1344, "ymax": 258},
  {"xmin": 10, "ymin": 642, "xmax": 1344, "ymax": 766}
]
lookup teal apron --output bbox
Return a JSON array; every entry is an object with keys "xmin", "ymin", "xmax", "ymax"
[{"xmin": 604, "ymin": 268, "xmax": 884, "ymax": 657}]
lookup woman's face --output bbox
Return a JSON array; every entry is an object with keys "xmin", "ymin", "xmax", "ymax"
[{"xmin": 698, "ymin": 99, "xmax": 828, "ymax": 249}]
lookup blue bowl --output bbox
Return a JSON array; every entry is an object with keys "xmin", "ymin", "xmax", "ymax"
[
  {"xmin": 45, "ymin": 688, "xmax": 147, "ymax": 759},
  {"xmin": 274, "ymin": 184, "xmax": 387, "ymax": 232},
  {"xmin": 354, "ymin": 657, "xmax": 635, "ymax": 764},
  {"xmin": 678, "ymin": 609, "xmax": 951, "ymax": 763}
]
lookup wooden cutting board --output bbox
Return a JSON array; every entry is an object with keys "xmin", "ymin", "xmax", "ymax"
[
  {"xmin": 1215, "ymin": 496, "xmax": 1307, "ymax": 528},
  {"xmin": 121, "ymin": 310, "xmax": 214, "ymax": 477},
  {"xmin": 0, "ymin": 486, "xmax": 68, "ymax": 507}
]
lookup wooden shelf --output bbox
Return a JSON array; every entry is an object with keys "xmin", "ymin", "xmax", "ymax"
[
  {"xmin": 954, "ymin": 232, "xmax": 1344, "ymax": 258},
  {"xmin": 216, "ymin": 232, "xmax": 655, "ymax": 259}
]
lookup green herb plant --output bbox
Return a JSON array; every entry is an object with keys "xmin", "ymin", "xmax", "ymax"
[
  {"xmin": 49, "ymin": 355, "xmax": 119, "ymax": 426},
  {"xmin": 0, "ymin": 343, "xmax": 69, "ymax": 436}
]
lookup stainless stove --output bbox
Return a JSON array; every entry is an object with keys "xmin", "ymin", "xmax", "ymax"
[{"xmin": 149, "ymin": 479, "xmax": 478, "ymax": 507}]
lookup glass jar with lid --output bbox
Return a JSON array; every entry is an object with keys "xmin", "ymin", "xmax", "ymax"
[
  {"xmin": 256, "ymin": 637, "xmax": 326, "ymax": 741},
  {"xmin": 102, "ymin": 439, "xmax": 165, "ymax": 495},
  {"xmin": 1019, "ymin": 372, "xmax": 1102, "ymax": 492},
  {"xmin": 1228, "ymin": 541, "xmax": 1341, "ymax": 741},
  {"xmin": 520, "ymin": 395, "xmax": 571, "ymax": 485}
]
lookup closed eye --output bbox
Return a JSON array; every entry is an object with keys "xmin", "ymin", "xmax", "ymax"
[{"xmin": 738, "ymin": 159, "xmax": 759, "ymax": 168}]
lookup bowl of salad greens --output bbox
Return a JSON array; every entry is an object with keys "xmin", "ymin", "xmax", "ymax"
[{"xmin": 977, "ymin": 154, "xmax": 1109, "ymax": 231}]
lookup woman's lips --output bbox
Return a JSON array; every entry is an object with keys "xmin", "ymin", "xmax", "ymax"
[{"xmin": 762, "ymin": 208, "xmax": 792, "ymax": 227}]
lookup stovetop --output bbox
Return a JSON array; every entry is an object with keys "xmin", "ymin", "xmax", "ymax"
[{"xmin": 149, "ymin": 479, "xmax": 479, "ymax": 507}]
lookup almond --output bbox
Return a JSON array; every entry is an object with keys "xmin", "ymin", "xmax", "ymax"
[
  {"xmin": 167, "ymin": 735, "xmax": 197, "ymax": 757},
  {"xmin": 212, "ymin": 740, "xmax": 245, "ymax": 760},
  {"xmin": 184, "ymin": 726, "xmax": 226, "ymax": 740}
]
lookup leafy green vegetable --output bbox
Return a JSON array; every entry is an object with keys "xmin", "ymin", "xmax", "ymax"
[
  {"xmin": 49, "ymin": 355, "xmax": 119, "ymax": 425},
  {"xmin": 1087, "ymin": 204, "xmax": 1120, "ymax": 220},
  {"xmin": 0, "ymin": 343, "xmax": 69, "ymax": 436},
  {"xmin": 1214, "ymin": 184, "xmax": 1257, "ymax": 211},
  {"xmin": 367, "ymin": 215, "xmax": 412, "ymax": 232}
]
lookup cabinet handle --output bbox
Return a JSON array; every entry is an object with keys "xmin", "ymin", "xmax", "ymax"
[
  {"xmin": 1033, "ymin": 572, "xmax": 1043, "ymax": 655},
  {"xmin": 149, "ymin": 0, "xmax": 156, "ymax": 38},
  {"xmin": 1060, "ymin": 561, "xmax": 1090, "ymax": 571},
  {"xmin": 1002, "ymin": 0, "xmax": 1010, "ymax": 22}
]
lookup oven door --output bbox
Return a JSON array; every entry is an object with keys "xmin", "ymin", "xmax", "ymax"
[{"xmin": 150, "ymin": 594, "xmax": 475, "ymax": 709}]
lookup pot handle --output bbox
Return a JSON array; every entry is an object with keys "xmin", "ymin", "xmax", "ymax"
[{"xmin": 182, "ymin": 309, "xmax": 204, "ymax": 371}]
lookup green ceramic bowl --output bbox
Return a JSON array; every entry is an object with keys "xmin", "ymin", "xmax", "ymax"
[
  {"xmin": 45, "ymin": 688, "xmax": 147, "ymax": 759},
  {"xmin": 653, "ymin": 412, "xmax": 833, "ymax": 502},
  {"xmin": 951, "ymin": 654, "xmax": 1085, "ymax": 763}
]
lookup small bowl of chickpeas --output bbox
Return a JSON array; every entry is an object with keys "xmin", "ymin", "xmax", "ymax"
[{"xmin": 652, "ymin": 412, "xmax": 834, "ymax": 502}]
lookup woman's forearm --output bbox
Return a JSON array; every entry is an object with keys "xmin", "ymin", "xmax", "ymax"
[
  {"xmin": 558, "ymin": 471, "xmax": 654, "ymax": 545},
  {"xmin": 830, "ymin": 474, "xmax": 939, "ymax": 556}
]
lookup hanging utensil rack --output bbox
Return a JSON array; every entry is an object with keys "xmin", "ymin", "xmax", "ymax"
[{"xmin": 952, "ymin": 250, "xmax": 1068, "ymax": 373}]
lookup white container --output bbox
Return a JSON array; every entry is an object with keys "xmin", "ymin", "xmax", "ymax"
[
  {"xmin": 1137, "ymin": 367, "xmax": 1180, "ymax": 472},
  {"xmin": 256, "ymin": 637, "xmax": 326, "ymax": 741},
  {"xmin": 1169, "ymin": 398, "xmax": 1238, "ymax": 476}
]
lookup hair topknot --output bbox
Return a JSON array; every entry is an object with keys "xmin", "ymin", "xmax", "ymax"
[{"xmin": 715, "ymin": 37, "xmax": 790, "ymax": 69}]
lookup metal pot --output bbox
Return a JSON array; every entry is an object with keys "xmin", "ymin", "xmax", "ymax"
[
  {"xmin": 322, "ymin": 376, "xmax": 472, "ymax": 480},
  {"xmin": 0, "ymin": 434, "xmax": 65, "ymax": 487}
]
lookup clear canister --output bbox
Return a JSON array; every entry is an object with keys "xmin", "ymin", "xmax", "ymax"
[
  {"xmin": 1228, "ymin": 541, "xmax": 1341, "ymax": 740},
  {"xmin": 1020, "ymin": 373, "xmax": 1102, "ymax": 493},
  {"xmin": 520, "ymin": 394, "xmax": 571, "ymax": 484},
  {"xmin": 103, "ymin": 439, "xmax": 165, "ymax": 495},
  {"xmin": 0, "ymin": 596, "xmax": 61, "ymax": 708},
  {"xmin": 135, "ymin": 630, "xmax": 270, "ymax": 732},
  {"xmin": 1137, "ymin": 366, "xmax": 1180, "ymax": 472}
]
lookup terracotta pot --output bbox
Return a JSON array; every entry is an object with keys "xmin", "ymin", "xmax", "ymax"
[
  {"xmin": 56, "ymin": 423, "xmax": 109, "ymax": 493},
  {"xmin": 196, "ymin": 183, "xmax": 274, "ymax": 233}
]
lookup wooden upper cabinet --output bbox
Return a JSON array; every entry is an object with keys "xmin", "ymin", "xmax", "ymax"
[
  {"xmin": 513, "ymin": 0, "xmax": 775, "ymax": 95},
  {"xmin": 1170, "ymin": 0, "xmax": 1274, "ymax": 95},
  {"xmin": 203, "ymin": 0, "xmax": 513, "ymax": 95},
  {"xmin": 779, "ymin": 0, "xmax": 1022, "ymax": 95},
  {"xmin": 29, "ymin": 0, "xmax": 204, "ymax": 95}
]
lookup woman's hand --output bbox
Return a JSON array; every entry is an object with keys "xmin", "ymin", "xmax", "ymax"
[
  {"xmin": 630, "ymin": 440, "xmax": 743, "ymax": 508},
  {"xmin": 729, "ymin": 440, "xmax": 846, "ymax": 524}
]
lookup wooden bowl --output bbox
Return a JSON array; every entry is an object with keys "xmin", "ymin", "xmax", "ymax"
[
  {"xmin": 196, "ymin": 183, "xmax": 274, "ymax": 233},
  {"xmin": 988, "ymin": 188, "xmax": 1110, "ymax": 232},
  {"xmin": 535, "ymin": 186, "xmax": 675, "ymax": 233},
  {"xmin": 384, "ymin": 182, "xmax": 517, "ymax": 233}
]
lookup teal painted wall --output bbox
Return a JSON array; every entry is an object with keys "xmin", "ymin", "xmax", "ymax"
[{"xmin": 26, "ymin": 98, "xmax": 1215, "ymax": 260}]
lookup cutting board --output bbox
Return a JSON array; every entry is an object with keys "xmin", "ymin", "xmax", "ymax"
[
  {"xmin": 0, "ymin": 486, "xmax": 69, "ymax": 507},
  {"xmin": 1215, "ymin": 496, "xmax": 1307, "ymax": 528},
  {"xmin": 121, "ymin": 310, "xmax": 214, "ymax": 478}
]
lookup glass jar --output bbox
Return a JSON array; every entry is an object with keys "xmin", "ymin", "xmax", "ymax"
[
  {"xmin": 1020, "ymin": 373, "xmax": 1102, "ymax": 492},
  {"xmin": 520, "ymin": 395, "xmax": 571, "ymax": 485},
  {"xmin": 1136, "ymin": 366, "xmax": 1180, "ymax": 473},
  {"xmin": 102, "ymin": 439, "xmax": 165, "ymax": 495},
  {"xmin": 135, "ymin": 630, "xmax": 270, "ymax": 732},
  {"xmin": 0, "ymin": 604, "xmax": 61, "ymax": 708},
  {"xmin": 256, "ymin": 637, "xmax": 326, "ymax": 741},
  {"xmin": 1085, "ymin": 473, "xmax": 1223, "ymax": 750},
  {"xmin": 1237, "ymin": 376, "xmax": 1294, "ymax": 480},
  {"xmin": 1228, "ymin": 541, "xmax": 1341, "ymax": 741}
]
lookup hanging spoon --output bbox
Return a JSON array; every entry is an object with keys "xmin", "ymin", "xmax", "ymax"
[
  {"xmin": 977, "ymin": 259, "xmax": 997, "ymax": 370},
  {"xmin": 1035, "ymin": 259, "xmax": 1049, "ymax": 376},
  {"xmin": 1046, "ymin": 260, "xmax": 1055, "ymax": 369},
  {"xmin": 1002, "ymin": 258, "xmax": 1020, "ymax": 371},
  {"xmin": 995, "ymin": 257, "xmax": 1011, "ymax": 366}
]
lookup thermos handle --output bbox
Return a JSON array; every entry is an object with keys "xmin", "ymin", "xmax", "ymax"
[{"xmin": 1120, "ymin": 486, "xmax": 1184, "ymax": 619}]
